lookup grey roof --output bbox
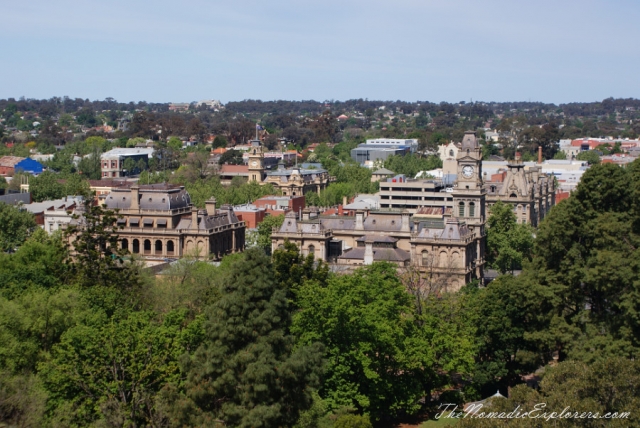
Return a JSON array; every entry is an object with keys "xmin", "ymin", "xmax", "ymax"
[
  {"xmin": 355, "ymin": 235, "xmax": 398, "ymax": 243},
  {"xmin": 372, "ymin": 167, "xmax": 395, "ymax": 175},
  {"xmin": 104, "ymin": 184, "xmax": 191, "ymax": 210},
  {"xmin": 339, "ymin": 247, "xmax": 410, "ymax": 262}
]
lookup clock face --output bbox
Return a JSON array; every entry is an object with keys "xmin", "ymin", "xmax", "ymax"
[
  {"xmin": 251, "ymin": 161, "xmax": 258, "ymax": 167},
  {"xmin": 462, "ymin": 165, "xmax": 474, "ymax": 178}
]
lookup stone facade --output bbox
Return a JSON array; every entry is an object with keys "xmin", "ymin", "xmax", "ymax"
[
  {"xmin": 270, "ymin": 131, "xmax": 488, "ymax": 291},
  {"xmin": 99, "ymin": 184, "xmax": 245, "ymax": 260},
  {"xmin": 484, "ymin": 156, "xmax": 556, "ymax": 226}
]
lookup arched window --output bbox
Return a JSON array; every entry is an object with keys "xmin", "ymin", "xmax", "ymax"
[
  {"xmin": 167, "ymin": 240, "xmax": 174, "ymax": 255},
  {"xmin": 121, "ymin": 239, "xmax": 128, "ymax": 251},
  {"xmin": 308, "ymin": 245, "xmax": 315, "ymax": 256},
  {"xmin": 421, "ymin": 250, "xmax": 429, "ymax": 266},
  {"xmin": 449, "ymin": 149, "xmax": 454, "ymax": 157},
  {"xmin": 132, "ymin": 239, "xmax": 140, "ymax": 254},
  {"xmin": 458, "ymin": 202, "xmax": 465, "ymax": 217},
  {"xmin": 509, "ymin": 193, "xmax": 517, "ymax": 198},
  {"xmin": 155, "ymin": 240, "xmax": 162, "ymax": 254},
  {"xmin": 144, "ymin": 239, "xmax": 151, "ymax": 254},
  {"xmin": 469, "ymin": 202, "xmax": 475, "ymax": 217}
]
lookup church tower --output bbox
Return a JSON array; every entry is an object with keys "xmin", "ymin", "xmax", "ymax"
[
  {"xmin": 248, "ymin": 138, "xmax": 264, "ymax": 183},
  {"xmin": 452, "ymin": 131, "xmax": 485, "ymax": 280}
]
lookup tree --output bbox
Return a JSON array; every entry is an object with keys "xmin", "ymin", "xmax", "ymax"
[
  {"xmin": 212, "ymin": 135, "xmax": 228, "ymax": 149},
  {"xmin": 553, "ymin": 150, "xmax": 567, "ymax": 160},
  {"xmin": 457, "ymin": 357, "xmax": 640, "ymax": 427},
  {"xmin": 272, "ymin": 240, "xmax": 329, "ymax": 304},
  {"xmin": 29, "ymin": 170, "xmax": 65, "ymax": 202},
  {"xmin": 167, "ymin": 136, "xmax": 183, "ymax": 151},
  {"xmin": 180, "ymin": 248, "xmax": 324, "ymax": 427},
  {"xmin": 218, "ymin": 149, "xmax": 243, "ymax": 165},
  {"xmin": 257, "ymin": 214, "xmax": 285, "ymax": 254},
  {"xmin": 528, "ymin": 161, "xmax": 640, "ymax": 362},
  {"xmin": 40, "ymin": 310, "xmax": 198, "ymax": 427},
  {"xmin": 0, "ymin": 203, "xmax": 36, "ymax": 252},
  {"xmin": 293, "ymin": 262, "xmax": 472, "ymax": 419},
  {"xmin": 486, "ymin": 201, "xmax": 534, "ymax": 273},
  {"xmin": 576, "ymin": 150, "xmax": 601, "ymax": 165}
]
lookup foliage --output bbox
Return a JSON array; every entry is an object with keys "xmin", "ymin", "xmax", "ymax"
[
  {"xmin": 0, "ymin": 203, "xmax": 36, "ymax": 252},
  {"xmin": 457, "ymin": 357, "xmax": 640, "ymax": 427},
  {"xmin": 272, "ymin": 240, "xmax": 329, "ymax": 304},
  {"xmin": 0, "ymin": 370, "xmax": 47, "ymax": 427},
  {"xmin": 179, "ymin": 248, "xmax": 324, "ymax": 427},
  {"xmin": 528, "ymin": 161, "xmax": 640, "ymax": 361},
  {"xmin": 293, "ymin": 263, "xmax": 472, "ymax": 419},
  {"xmin": 576, "ymin": 150, "xmax": 601, "ymax": 164},
  {"xmin": 218, "ymin": 149, "xmax": 243, "ymax": 165},
  {"xmin": 29, "ymin": 170, "xmax": 65, "ymax": 202},
  {"xmin": 40, "ymin": 310, "xmax": 199, "ymax": 427},
  {"xmin": 486, "ymin": 201, "xmax": 535, "ymax": 273},
  {"xmin": 384, "ymin": 154, "xmax": 442, "ymax": 178},
  {"xmin": 257, "ymin": 214, "xmax": 285, "ymax": 254}
]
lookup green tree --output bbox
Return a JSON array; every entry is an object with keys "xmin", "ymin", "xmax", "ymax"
[
  {"xmin": 272, "ymin": 240, "xmax": 329, "ymax": 304},
  {"xmin": 383, "ymin": 154, "xmax": 442, "ymax": 178},
  {"xmin": 256, "ymin": 214, "xmax": 285, "ymax": 255},
  {"xmin": 40, "ymin": 310, "xmax": 198, "ymax": 427},
  {"xmin": 218, "ymin": 149, "xmax": 243, "ymax": 165},
  {"xmin": 553, "ymin": 150, "xmax": 567, "ymax": 160},
  {"xmin": 29, "ymin": 170, "xmax": 65, "ymax": 202},
  {"xmin": 486, "ymin": 201, "xmax": 534, "ymax": 273},
  {"xmin": 293, "ymin": 263, "xmax": 469, "ymax": 419},
  {"xmin": 576, "ymin": 150, "xmax": 601, "ymax": 165},
  {"xmin": 180, "ymin": 248, "xmax": 324, "ymax": 427},
  {"xmin": 457, "ymin": 357, "xmax": 640, "ymax": 427},
  {"xmin": 212, "ymin": 135, "xmax": 228, "ymax": 148},
  {"xmin": 167, "ymin": 136, "xmax": 183, "ymax": 151},
  {"xmin": 0, "ymin": 203, "xmax": 36, "ymax": 252},
  {"xmin": 529, "ymin": 161, "xmax": 640, "ymax": 362}
]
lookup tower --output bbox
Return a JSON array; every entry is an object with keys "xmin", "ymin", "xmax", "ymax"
[
  {"xmin": 248, "ymin": 138, "xmax": 264, "ymax": 183},
  {"xmin": 452, "ymin": 131, "xmax": 485, "ymax": 280}
]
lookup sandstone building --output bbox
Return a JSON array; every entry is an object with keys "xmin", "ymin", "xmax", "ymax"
[{"xmin": 100, "ymin": 184, "xmax": 245, "ymax": 260}]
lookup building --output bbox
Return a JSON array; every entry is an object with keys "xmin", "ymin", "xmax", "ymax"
[
  {"xmin": 371, "ymin": 167, "xmax": 395, "ymax": 182},
  {"xmin": 22, "ymin": 196, "xmax": 83, "ymax": 232},
  {"xmin": 484, "ymin": 154, "xmax": 556, "ymax": 226},
  {"xmin": 100, "ymin": 148, "xmax": 154, "ymax": 179},
  {"xmin": 0, "ymin": 156, "xmax": 25, "ymax": 176},
  {"xmin": 96, "ymin": 184, "xmax": 245, "ymax": 260},
  {"xmin": 351, "ymin": 139, "xmax": 418, "ymax": 164},
  {"xmin": 245, "ymin": 139, "xmax": 332, "ymax": 197},
  {"xmin": 271, "ymin": 132, "xmax": 487, "ymax": 290}
]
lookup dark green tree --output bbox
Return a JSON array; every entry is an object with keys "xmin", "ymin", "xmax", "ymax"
[
  {"xmin": 576, "ymin": 150, "xmax": 601, "ymax": 165},
  {"xmin": 181, "ymin": 248, "xmax": 324, "ymax": 428},
  {"xmin": 0, "ymin": 203, "xmax": 36, "ymax": 252},
  {"xmin": 29, "ymin": 170, "xmax": 65, "ymax": 202},
  {"xmin": 486, "ymin": 201, "xmax": 535, "ymax": 273}
]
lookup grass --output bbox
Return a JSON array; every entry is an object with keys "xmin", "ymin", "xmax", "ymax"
[{"xmin": 419, "ymin": 417, "xmax": 459, "ymax": 427}]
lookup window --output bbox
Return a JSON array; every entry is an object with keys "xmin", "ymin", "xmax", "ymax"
[
  {"xmin": 449, "ymin": 149, "xmax": 454, "ymax": 157},
  {"xmin": 422, "ymin": 250, "xmax": 429, "ymax": 266},
  {"xmin": 155, "ymin": 240, "xmax": 162, "ymax": 254},
  {"xmin": 121, "ymin": 239, "xmax": 128, "ymax": 250},
  {"xmin": 458, "ymin": 202, "xmax": 465, "ymax": 217},
  {"xmin": 469, "ymin": 202, "xmax": 475, "ymax": 217},
  {"xmin": 308, "ymin": 245, "xmax": 315, "ymax": 255},
  {"xmin": 132, "ymin": 239, "xmax": 140, "ymax": 254},
  {"xmin": 167, "ymin": 240, "xmax": 174, "ymax": 254}
]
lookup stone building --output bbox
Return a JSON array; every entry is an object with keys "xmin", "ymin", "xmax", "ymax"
[
  {"xmin": 270, "ymin": 131, "xmax": 488, "ymax": 290},
  {"xmin": 247, "ymin": 139, "xmax": 332, "ymax": 197},
  {"xmin": 484, "ymin": 154, "xmax": 556, "ymax": 226},
  {"xmin": 100, "ymin": 184, "xmax": 245, "ymax": 260}
]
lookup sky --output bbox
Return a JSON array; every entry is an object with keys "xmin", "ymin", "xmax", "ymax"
[{"xmin": 2, "ymin": 0, "xmax": 640, "ymax": 104}]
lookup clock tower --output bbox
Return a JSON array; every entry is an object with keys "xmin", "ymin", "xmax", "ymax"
[
  {"xmin": 453, "ymin": 131, "xmax": 485, "ymax": 280},
  {"xmin": 248, "ymin": 138, "xmax": 264, "ymax": 183}
]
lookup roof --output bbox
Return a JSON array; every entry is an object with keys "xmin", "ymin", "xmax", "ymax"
[
  {"xmin": 0, "ymin": 156, "xmax": 25, "ymax": 167},
  {"xmin": 220, "ymin": 164, "xmax": 249, "ymax": 174},
  {"xmin": 372, "ymin": 167, "xmax": 395, "ymax": 175},
  {"xmin": 101, "ymin": 148, "xmax": 154, "ymax": 159},
  {"xmin": 339, "ymin": 247, "xmax": 410, "ymax": 262}
]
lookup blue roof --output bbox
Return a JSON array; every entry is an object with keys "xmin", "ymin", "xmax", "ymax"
[{"xmin": 16, "ymin": 158, "xmax": 44, "ymax": 175}]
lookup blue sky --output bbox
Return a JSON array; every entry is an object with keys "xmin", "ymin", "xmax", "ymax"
[{"xmin": 2, "ymin": 0, "xmax": 639, "ymax": 104}]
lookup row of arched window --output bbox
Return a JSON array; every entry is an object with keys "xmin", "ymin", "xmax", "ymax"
[{"xmin": 121, "ymin": 239, "xmax": 175, "ymax": 255}]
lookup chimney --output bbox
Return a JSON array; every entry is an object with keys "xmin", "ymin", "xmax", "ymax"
[
  {"xmin": 538, "ymin": 146, "xmax": 543, "ymax": 164},
  {"xmin": 338, "ymin": 204, "xmax": 344, "ymax": 216},
  {"xmin": 364, "ymin": 239, "xmax": 374, "ymax": 265},
  {"xmin": 205, "ymin": 197, "xmax": 216, "ymax": 216},
  {"xmin": 302, "ymin": 208, "xmax": 310, "ymax": 221},
  {"xmin": 401, "ymin": 212, "xmax": 410, "ymax": 232},
  {"xmin": 130, "ymin": 185, "xmax": 139, "ymax": 210},
  {"xmin": 355, "ymin": 212, "xmax": 364, "ymax": 230},
  {"xmin": 191, "ymin": 207, "xmax": 199, "ymax": 230}
]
